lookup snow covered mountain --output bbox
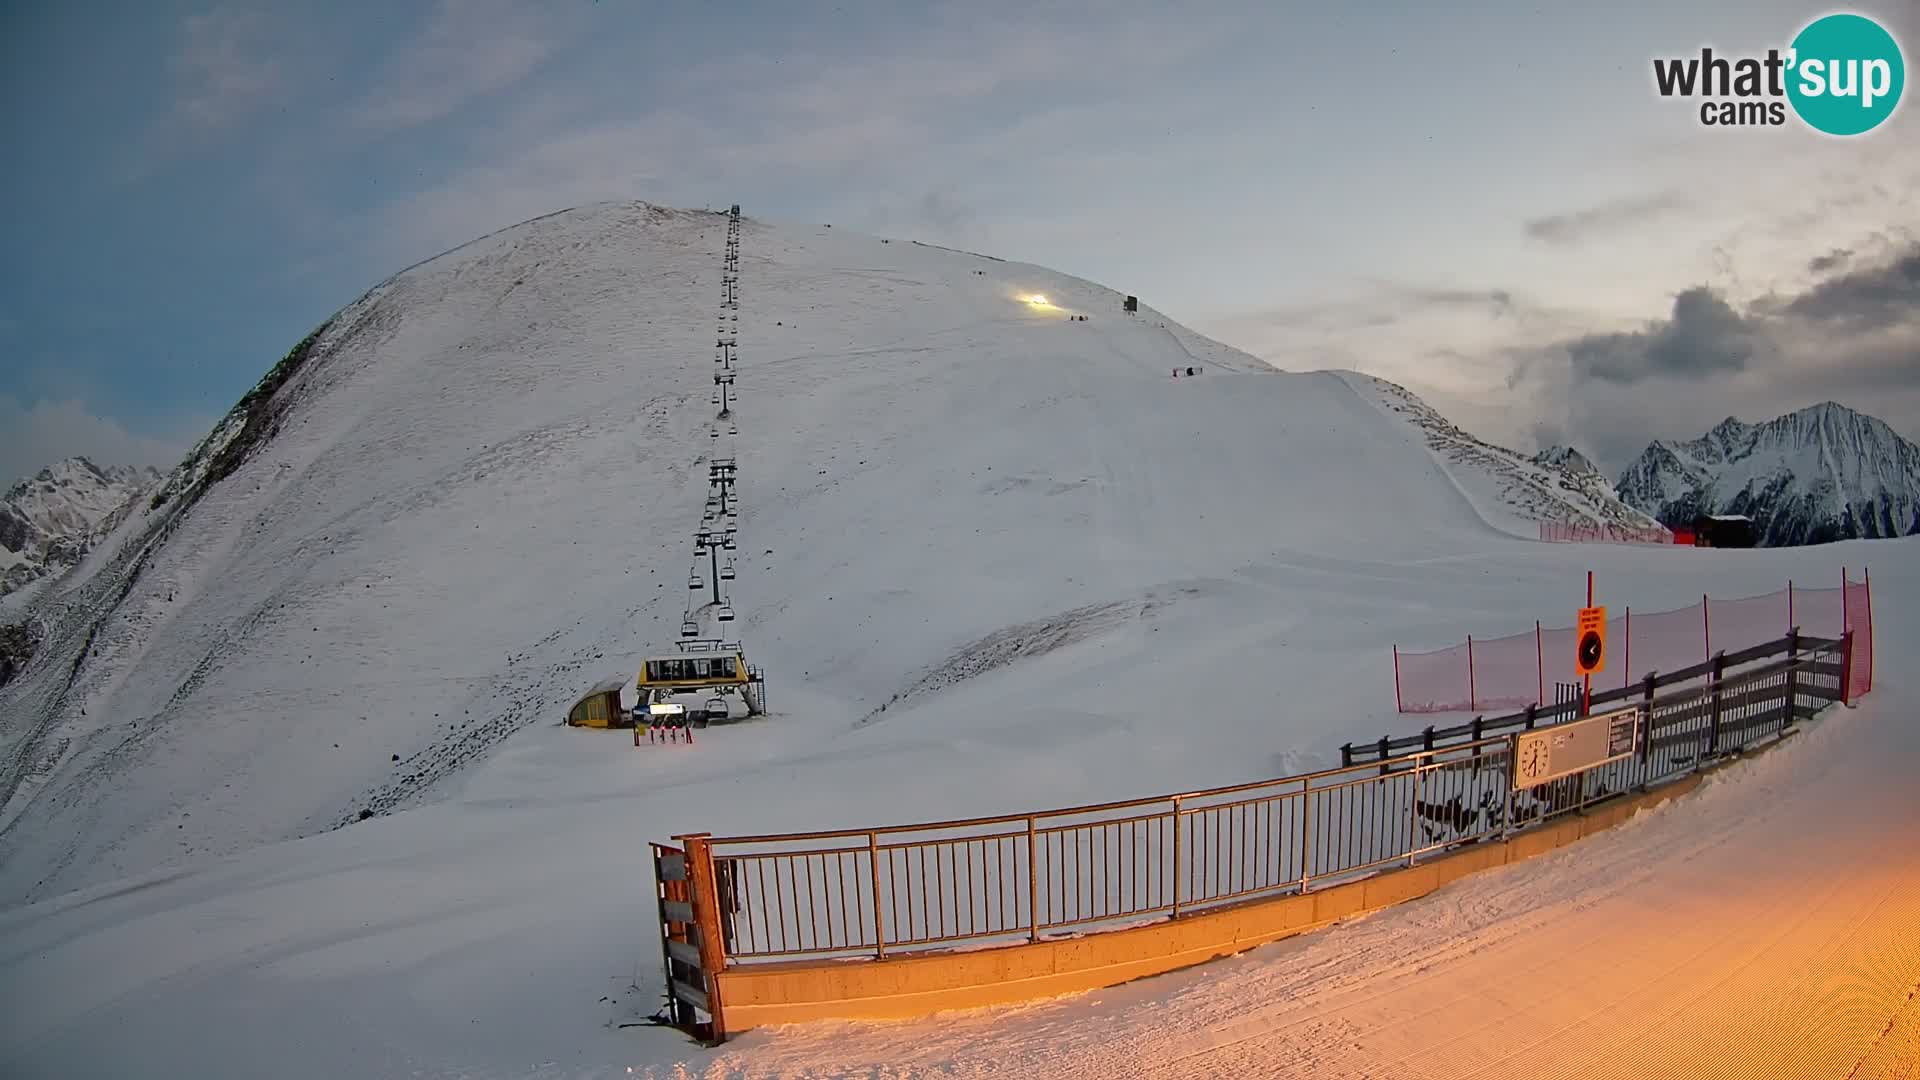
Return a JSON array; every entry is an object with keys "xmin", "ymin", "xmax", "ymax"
[
  {"xmin": 1533, "ymin": 444, "xmax": 1600, "ymax": 478},
  {"xmin": 1616, "ymin": 403, "xmax": 1920, "ymax": 546},
  {"xmin": 0, "ymin": 457, "xmax": 161, "ymax": 598},
  {"xmin": 0, "ymin": 200, "xmax": 1630, "ymax": 905},
  {"xmin": 1338, "ymin": 373, "xmax": 1664, "ymax": 535},
  {"xmin": 0, "ymin": 200, "xmax": 1911, "ymax": 1079}
]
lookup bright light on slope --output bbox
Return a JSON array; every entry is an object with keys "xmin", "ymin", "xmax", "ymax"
[{"xmin": 1022, "ymin": 294, "xmax": 1053, "ymax": 308}]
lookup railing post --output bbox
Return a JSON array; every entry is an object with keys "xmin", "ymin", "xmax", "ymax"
[
  {"xmin": 1299, "ymin": 784, "xmax": 1313, "ymax": 893},
  {"xmin": 1707, "ymin": 651, "xmax": 1726, "ymax": 757},
  {"xmin": 1377, "ymin": 736, "xmax": 1390, "ymax": 776},
  {"xmin": 1026, "ymin": 816, "xmax": 1039, "ymax": 943},
  {"xmin": 1340, "ymin": 743, "xmax": 1352, "ymax": 769},
  {"xmin": 1501, "ymin": 734, "xmax": 1516, "ymax": 840},
  {"xmin": 1840, "ymin": 629, "xmax": 1854, "ymax": 707},
  {"xmin": 1639, "ymin": 672, "xmax": 1657, "ymax": 768},
  {"xmin": 1783, "ymin": 628, "xmax": 1799, "ymax": 732},
  {"xmin": 1470, "ymin": 715, "xmax": 1485, "ymax": 774},
  {"xmin": 1408, "ymin": 752, "xmax": 1423, "ymax": 867},
  {"xmin": 1524, "ymin": 703, "xmax": 1536, "ymax": 730},
  {"xmin": 679, "ymin": 833, "xmax": 729, "ymax": 1041},
  {"xmin": 868, "ymin": 830, "xmax": 886, "ymax": 958},
  {"xmin": 1170, "ymin": 796, "xmax": 1184, "ymax": 918}
]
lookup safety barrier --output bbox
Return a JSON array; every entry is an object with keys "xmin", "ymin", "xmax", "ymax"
[
  {"xmin": 1537, "ymin": 521, "xmax": 1674, "ymax": 544},
  {"xmin": 1393, "ymin": 570, "xmax": 1872, "ymax": 713},
  {"xmin": 650, "ymin": 631, "xmax": 1853, "ymax": 1039}
]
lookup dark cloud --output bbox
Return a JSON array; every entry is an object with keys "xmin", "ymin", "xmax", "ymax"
[
  {"xmin": 1807, "ymin": 247, "xmax": 1853, "ymax": 274},
  {"xmin": 1540, "ymin": 245, "xmax": 1920, "ymax": 472},
  {"xmin": 1523, "ymin": 192, "xmax": 1690, "ymax": 245},
  {"xmin": 1565, "ymin": 287, "xmax": 1770, "ymax": 384},
  {"xmin": 1780, "ymin": 249, "xmax": 1920, "ymax": 330}
]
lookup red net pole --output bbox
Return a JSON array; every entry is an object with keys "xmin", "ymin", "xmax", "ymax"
[
  {"xmin": 1468, "ymin": 635, "xmax": 1477, "ymax": 712},
  {"xmin": 1841, "ymin": 567, "xmax": 1851, "ymax": 706},
  {"xmin": 1466, "ymin": 634, "xmax": 1482, "ymax": 711},
  {"xmin": 1702, "ymin": 593, "xmax": 1711, "ymax": 664},
  {"xmin": 1535, "ymin": 620, "xmax": 1544, "ymax": 706},
  {"xmin": 1623, "ymin": 606, "xmax": 1632, "ymax": 689},
  {"xmin": 1864, "ymin": 567, "xmax": 1874, "ymax": 694},
  {"xmin": 1393, "ymin": 645, "xmax": 1403, "ymax": 712}
]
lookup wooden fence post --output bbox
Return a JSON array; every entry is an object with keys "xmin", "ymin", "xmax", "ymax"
[
  {"xmin": 1707, "ymin": 651, "xmax": 1726, "ymax": 757},
  {"xmin": 1783, "ymin": 628, "xmax": 1799, "ymax": 731},
  {"xmin": 680, "ymin": 833, "xmax": 729, "ymax": 1041}
]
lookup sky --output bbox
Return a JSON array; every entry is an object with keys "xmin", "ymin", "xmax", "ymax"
[{"xmin": 1, "ymin": 0, "xmax": 1915, "ymax": 485}]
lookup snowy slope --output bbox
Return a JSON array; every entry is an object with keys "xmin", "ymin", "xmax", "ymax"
[
  {"xmin": 0, "ymin": 201, "xmax": 1911, "ymax": 1078},
  {"xmin": 1617, "ymin": 402, "xmax": 1920, "ymax": 545},
  {"xmin": 0, "ymin": 201, "xmax": 1519, "ymax": 903},
  {"xmin": 1337, "ymin": 372, "xmax": 1665, "ymax": 536},
  {"xmin": 0, "ymin": 457, "xmax": 160, "ymax": 597}
]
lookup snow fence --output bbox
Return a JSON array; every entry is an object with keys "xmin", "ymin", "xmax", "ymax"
[{"xmin": 1393, "ymin": 571, "xmax": 1873, "ymax": 714}]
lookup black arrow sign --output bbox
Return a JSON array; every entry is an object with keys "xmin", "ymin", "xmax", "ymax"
[{"xmin": 1578, "ymin": 630, "xmax": 1604, "ymax": 673}]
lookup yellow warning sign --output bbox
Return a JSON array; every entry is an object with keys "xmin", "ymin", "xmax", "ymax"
[{"xmin": 1575, "ymin": 605, "xmax": 1607, "ymax": 676}]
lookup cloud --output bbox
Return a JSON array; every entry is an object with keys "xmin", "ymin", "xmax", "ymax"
[
  {"xmin": 1566, "ymin": 287, "xmax": 1774, "ymax": 384},
  {"xmin": 1524, "ymin": 191, "xmax": 1691, "ymax": 245},
  {"xmin": 1525, "ymin": 245, "xmax": 1920, "ymax": 470},
  {"xmin": 0, "ymin": 397, "xmax": 209, "ymax": 488},
  {"xmin": 1777, "ymin": 248, "xmax": 1920, "ymax": 330},
  {"xmin": 351, "ymin": 0, "xmax": 567, "ymax": 134},
  {"xmin": 168, "ymin": 7, "xmax": 283, "ymax": 131},
  {"xmin": 1807, "ymin": 247, "xmax": 1854, "ymax": 274}
]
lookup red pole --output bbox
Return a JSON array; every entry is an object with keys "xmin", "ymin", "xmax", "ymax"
[
  {"xmin": 1467, "ymin": 635, "xmax": 1477, "ymax": 712},
  {"xmin": 1585, "ymin": 572, "xmax": 1594, "ymax": 714},
  {"xmin": 1393, "ymin": 645, "xmax": 1403, "ymax": 713},
  {"xmin": 1623, "ymin": 607, "xmax": 1632, "ymax": 689},
  {"xmin": 1536, "ymin": 620, "xmax": 1544, "ymax": 706},
  {"xmin": 1863, "ymin": 567, "xmax": 1874, "ymax": 694},
  {"xmin": 1466, "ymin": 634, "xmax": 1482, "ymax": 711},
  {"xmin": 1702, "ymin": 593, "xmax": 1711, "ymax": 664},
  {"xmin": 1841, "ymin": 567, "xmax": 1850, "ymax": 705}
]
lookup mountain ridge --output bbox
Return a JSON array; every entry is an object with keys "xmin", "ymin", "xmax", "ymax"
[{"xmin": 1615, "ymin": 401, "xmax": 1920, "ymax": 545}]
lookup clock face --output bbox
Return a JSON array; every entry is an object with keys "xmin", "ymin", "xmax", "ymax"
[{"xmin": 1519, "ymin": 740, "xmax": 1550, "ymax": 782}]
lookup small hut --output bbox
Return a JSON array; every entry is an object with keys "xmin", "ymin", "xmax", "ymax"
[
  {"xmin": 566, "ymin": 675, "xmax": 632, "ymax": 728},
  {"xmin": 1691, "ymin": 514, "xmax": 1757, "ymax": 548}
]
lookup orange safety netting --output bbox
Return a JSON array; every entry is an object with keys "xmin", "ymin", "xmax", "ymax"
[
  {"xmin": 1537, "ymin": 521, "xmax": 1674, "ymax": 545},
  {"xmin": 1393, "ymin": 571, "xmax": 1874, "ymax": 713}
]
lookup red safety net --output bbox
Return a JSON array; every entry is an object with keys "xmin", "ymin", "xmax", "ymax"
[
  {"xmin": 1537, "ymin": 521, "xmax": 1675, "ymax": 545},
  {"xmin": 1393, "ymin": 572, "xmax": 1874, "ymax": 713}
]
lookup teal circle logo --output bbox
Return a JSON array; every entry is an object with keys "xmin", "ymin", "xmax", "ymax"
[{"xmin": 1787, "ymin": 13, "xmax": 1905, "ymax": 135}]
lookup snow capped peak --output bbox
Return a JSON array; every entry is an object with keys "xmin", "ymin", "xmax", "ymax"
[
  {"xmin": 1532, "ymin": 445, "xmax": 1601, "ymax": 478},
  {"xmin": 1616, "ymin": 401, "xmax": 1920, "ymax": 544},
  {"xmin": 2, "ymin": 456, "xmax": 163, "ymax": 597}
]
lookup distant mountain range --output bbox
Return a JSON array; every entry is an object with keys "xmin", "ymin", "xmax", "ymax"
[
  {"xmin": 1, "ymin": 457, "xmax": 161, "ymax": 598},
  {"xmin": 1614, "ymin": 402, "xmax": 1920, "ymax": 546}
]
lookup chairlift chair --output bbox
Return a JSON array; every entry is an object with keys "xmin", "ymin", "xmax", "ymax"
[
  {"xmin": 719, "ymin": 561, "xmax": 736, "ymax": 581},
  {"xmin": 680, "ymin": 618, "xmax": 699, "ymax": 636},
  {"xmin": 716, "ymin": 604, "xmax": 735, "ymax": 622},
  {"xmin": 689, "ymin": 571, "xmax": 705, "ymax": 590}
]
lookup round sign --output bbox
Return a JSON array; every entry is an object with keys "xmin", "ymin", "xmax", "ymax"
[{"xmin": 1578, "ymin": 630, "xmax": 1604, "ymax": 672}]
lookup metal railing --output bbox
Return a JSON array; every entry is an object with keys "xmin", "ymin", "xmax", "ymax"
[
  {"xmin": 1353, "ymin": 629, "xmax": 1847, "ymax": 764},
  {"xmin": 680, "ymin": 632, "xmax": 1848, "ymax": 966}
]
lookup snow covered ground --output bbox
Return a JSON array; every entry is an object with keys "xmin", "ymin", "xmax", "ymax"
[{"xmin": 0, "ymin": 204, "xmax": 1913, "ymax": 1077}]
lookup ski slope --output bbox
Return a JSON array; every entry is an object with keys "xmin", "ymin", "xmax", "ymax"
[
  {"xmin": 0, "ymin": 203, "xmax": 1913, "ymax": 1077},
  {"xmin": 0, "ymin": 202, "xmax": 1545, "ymax": 903}
]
